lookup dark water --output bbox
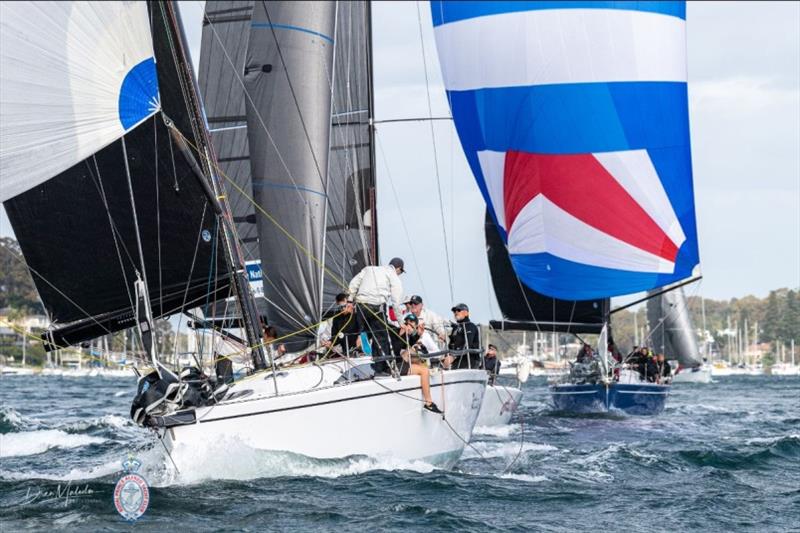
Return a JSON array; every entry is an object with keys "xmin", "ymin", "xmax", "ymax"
[{"xmin": 1, "ymin": 375, "xmax": 798, "ymax": 532}]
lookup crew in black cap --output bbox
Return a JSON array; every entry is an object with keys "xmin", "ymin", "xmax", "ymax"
[{"xmin": 444, "ymin": 303, "xmax": 481, "ymax": 369}]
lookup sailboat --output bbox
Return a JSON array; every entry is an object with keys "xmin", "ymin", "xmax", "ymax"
[
  {"xmin": 647, "ymin": 287, "xmax": 712, "ymax": 383},
  {"xmin": 430, "ymin": 1, "xmax": 701, "ymax": 415},
  {"xmin": 0, "ymin": 1, "xmax": 487, "ymax": 470}
]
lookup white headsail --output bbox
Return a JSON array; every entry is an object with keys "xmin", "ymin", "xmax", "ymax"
[{"xmin": 0, "ymin": 1, "xmax": 158, "ymax": 201}]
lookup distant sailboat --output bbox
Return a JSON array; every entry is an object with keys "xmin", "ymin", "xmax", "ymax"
[
  {"xmin": 431, "ymin": 1, "xmax": 701, "ymax": 415},
  {"xmin": 647, "ymin": 287, "xmax": 712, "ymax": 383},
  {"xmin": 1, "ymin": 1, "xmax": 487, "ymax": 470}
]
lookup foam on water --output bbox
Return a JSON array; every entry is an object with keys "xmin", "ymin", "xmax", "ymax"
[
  {"xmin": 0, "ymin": 405, "xmax": 25, "ymax": 433},
  {"xmin": 498, "ymin": 473, "xmax": 548, "ymax": 483},
  {"xmin": 472, "ymin": 424, "xmax": 520, "ymax": 438},
  {"xmin": 63, "ymin": 414, "xmax": 130, "ymax": 433},
  {"xmin": 0, "ymin": 429, "xmax": 106, "ymax": 458},
  {"xmin": 154, "ymin": 436, "xmax": 439, "ymax": 486},
  {"xmin": 461, "ymin": 441, "xmax": 556, "ymax": 460}
]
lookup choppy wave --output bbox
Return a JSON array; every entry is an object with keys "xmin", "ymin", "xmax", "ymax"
[
  {"xmin": 1, "ymin": 374, "xmax": 799, "ymax": 532},
  {"xmin": 461, "ymin": 441, "xmax": 556, "ymax": 461},
  {"xmin": 0, "ymin": 405, "xmax": 26, "ymax": 433},
  {"xmin": 0, "ymin": 429, "xmax": 106, "ymax": 458}
]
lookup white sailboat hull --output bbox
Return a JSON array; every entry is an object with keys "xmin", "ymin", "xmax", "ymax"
[
  {"xmin": 770, "ymin": 364, "xmax": 800, "ymax": 376},
  {"xmin": 475, "ymin": 383, "xmax": 523, "ymax": 427},
  {"xmin": 164, "ymin": 367, "xmax": 487, "ymax": 469},
  {"xmin": 672, "ymin": 364, "xmax": 713, "ymax": 383}
]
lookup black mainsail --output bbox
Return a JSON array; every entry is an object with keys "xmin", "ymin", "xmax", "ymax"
[
  {"xmin": 243, "ymin": 1, "xmax": 335, "ymax": 339},
  {"xmin": 199, "ymin": 1, "xmax": 378, "ymax": 342},
  {"xmin": 647, "ymin": 287, "xmax": 702, "ymax": 366},
  {"xmin": 323, "ymin": 0, "xmax": 378, "ymax": 312},
  {"xmin": 198, "ymin": 1, "xmax": 259, "ymax": 263}
]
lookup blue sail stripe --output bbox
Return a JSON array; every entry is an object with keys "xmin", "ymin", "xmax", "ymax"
[
  {"xmin": 431, "ymin": 1, "xmax": 685, "ymax": 27},
  {"xmin": 251, "ymin": 22, "xmax": 333, "ymax": 44},
  {"xmin": 509, "ymin": 251, "xmax": 698, "ymax": 301},
  {"xmin": 447, "ymin": 81, "xmax": 690, "ymax": 155}
]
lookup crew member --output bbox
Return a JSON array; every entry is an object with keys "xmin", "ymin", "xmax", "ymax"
[
  {"xmin": 576, "ymin": 343, "xmax": 594, "ymax": 364},
  {"xmin": 484, "ymin": 343, "xmax": 501, "ymax": 384},
  {"xmin": 403, "ymin": 295, "xmax": 447, "ymax": 345},
  {"xmin": 654, "ymin": 353, "xmax": 672, "ymax": 384},
  {"xmin": 328, "ymin": 296, "xmax": 360, "ymax": 355},
  {"xmin": 444, "ymin": 303, "xmax": 480, "ymax": 369},
  {"xmin": 348, "ymin": 257, "xmax": 405, "ymax": 374}
]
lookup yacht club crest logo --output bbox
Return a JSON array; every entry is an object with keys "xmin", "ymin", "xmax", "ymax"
[{"xmin": 113, "ymin": 456, "xmax": 150, "ymax": 521}]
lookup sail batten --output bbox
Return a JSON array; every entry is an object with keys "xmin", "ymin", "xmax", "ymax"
[
  {"xmin": 432, "ymin": 1, "xmax": 699, "ymax": 301},
  {"xmin": 199, "ymin": 1, "xmax": 258, "ymax": 262}
]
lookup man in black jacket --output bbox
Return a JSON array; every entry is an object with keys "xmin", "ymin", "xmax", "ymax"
[
  {"xmin": 444, "ymin": 303, "xmax": 481, "ymax": 370},
  {"xmin": 654, "ymin": 353, "xmax": 672, "ymax": 383},
  {"xmin": 484, "ymin": 344, "xmax": 501, "ymax": 384}
]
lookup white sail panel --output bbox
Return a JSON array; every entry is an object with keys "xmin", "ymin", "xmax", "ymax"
[
  {"xmin": 0, "ymin": 1, "xmax": 158, "ymax": 202},
  {"xmin": 507, "ymin": 195, "xmax": 676, "ymax": 274},
  {"xmin": 433, "ymin": 8, "xmax": 686, "ymax": 91}
]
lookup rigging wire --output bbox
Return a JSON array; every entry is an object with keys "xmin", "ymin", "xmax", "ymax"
[
  {"xmin": 204, "ymin": 10, "xmax": 309, "ymax": 208},
  {"xmin": 88, "ymin": 155, "xmax": 136, "ymax": 314},
  {"xmin": 416, "ymin": 0, "xmax": 454, "ymax": 303},
  {"xmin": 154, "ymin": 115, "xmax": 164, "ymax": 317}
]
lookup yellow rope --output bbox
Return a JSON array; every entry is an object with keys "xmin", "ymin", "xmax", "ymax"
[{"xmin": 171, "ymin": 126, "xmax": 426, "ymax": 356}]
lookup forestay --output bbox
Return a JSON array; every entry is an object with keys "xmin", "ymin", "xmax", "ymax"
[
  {"xmin": 0, "ymin": 2, "xmax": 159, "ymax": 201},
  {"xmin": 431, "ymin": 1, "xmax": 699, "ymax": 300}
]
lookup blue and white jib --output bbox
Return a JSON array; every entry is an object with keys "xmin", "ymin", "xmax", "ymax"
[{"xmin": 432, "ymin": 1, "xmax": 699, "ymax": 300}]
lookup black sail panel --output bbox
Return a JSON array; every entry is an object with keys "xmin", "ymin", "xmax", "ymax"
[
  {"xmin": 244, "ymin": 1, "xmax": 336, "ymax": 340},
  {"xmin": 199, "ymin": 1, "xmax": 258, "ymax": 262},
  {"xmin": 3, "ymin": 2, "xmax": 231, "ymax": 348},
  {"xmin": 322, "ymin": 1, "xmax": 376, "ymax": 313},
  {"xmin": 485, "ymin": 210, "xmax": 606, "ymax": 333}
]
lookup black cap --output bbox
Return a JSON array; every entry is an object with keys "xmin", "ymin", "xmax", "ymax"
[
  {"xmin": 389, "ymin": 257, "xmax": 405, "ymax": 273},
  {"xmin": 451, "ymin": 303, "xmax": 469, "ymax": 312},
  {"xmin": 403, "ymin": 313, "xmax": 419, "ymax": 323},
  {"xmin": 404, "ymin": 295, "xmax": 423, "ymax": 305}
]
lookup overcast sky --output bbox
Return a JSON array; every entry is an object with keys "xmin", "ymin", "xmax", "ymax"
[{"xmin": 1, "ymin": 1, "xmax": 798, "ymax": 323}]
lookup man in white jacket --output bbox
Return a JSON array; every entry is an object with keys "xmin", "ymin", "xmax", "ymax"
[
  {"xmin": 348, "ymin": 257, "xmax": 405, "ymax": 374},
  {"xmin": 403, "ymin": 295, "xmax": 447, "ymax": 347}
]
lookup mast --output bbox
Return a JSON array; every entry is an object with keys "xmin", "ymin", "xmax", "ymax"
[
  {"xmin": 701, "ymin": 295, "xmax": 707, "ymax": 358},
  {"xmin": 366, "ymin": 0, "xmax": 379, "ymax": 265},
  {"xmin": 164, "ymin": 1, "xmax": 267, "ymax": 370}
]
